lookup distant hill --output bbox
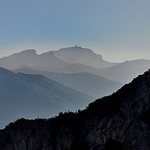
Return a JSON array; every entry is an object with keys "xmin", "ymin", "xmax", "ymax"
[
  {"xmin": 56, "ymin": 63, "xmax": 101, "ymax": 74},
  {"xmin": 14, "ymin": 68, "xmax": 122, "ymax": 98},
  {"xmin": 55, "ymin": 59, "xmax": 150, "ymax": 84},
  {"xmin": 1, "ymin": 47, "xmax": 150, "ymax": 84},
  {"xmin": 98, "ymin": 59, "xmax": 150, "ymax": 83},
  {"xmin": 0, "ymin": 67, "xmax": 92, "ymax": 128},
  {"xmin": 0, "ymin": 46, "xmax": 116, "ymax": 72},
  {"xmin": 1, "ymin": 70, "xmax": 150, "ymax": 149},
  {"xmin": 0, "ymin": 49, "xmax": 69, "ymax": 71},
  {"xmin": 46, "ymin": 46, "xmax": 117, "ymax": 68}
]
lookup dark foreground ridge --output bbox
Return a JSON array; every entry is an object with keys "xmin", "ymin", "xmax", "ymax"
[{"xmin": 1, "ymin": 70, "xmax": 150, "ymax": 150}]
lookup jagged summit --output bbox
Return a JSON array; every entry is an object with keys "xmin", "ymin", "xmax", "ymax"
[
  {"xmin": 19, "ymin": 49, "xmax": 37, "ymax": 55},
  {"xmin": 44, "ymin": 46, "xmax": 99, "ymax": 56},
  {"xmin": 58, "ymin": 46, "xmax": 95, "ymax": 53},
  {"xmin": 45, "ymin": 46, "xmax": 116, "ymax": 68},
  {"xmin": 0, "ymin": 48, "xmax": 68, "ymax": 70},
  {"xmin": 0, "ymin": 46, "xmax": 117, "ymax": 70},
  {"xmin": 1, "ymin": 70, "xmax": 150, "ymax": 150}
]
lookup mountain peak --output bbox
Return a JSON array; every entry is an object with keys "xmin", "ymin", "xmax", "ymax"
[
  {"xmin": 20, "ymin": 49, "xmax": 37, "ymax": 55},
  {"xmin": 49, "ymin": 46, "xmax": 116, "ymax": 68},
  {"xmin": 74, "ymin": 45, "xmax": 81, "ymax": 48},
  {"xmin": 58, "ymin": 46, "xmax": 93, "ymax": 53}
]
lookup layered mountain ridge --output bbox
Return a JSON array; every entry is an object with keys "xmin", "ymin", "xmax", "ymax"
[
  {"xmin": 46, "ymin": 46, "xmax": 117, "ymax": 68},
  {"xmin": 14, "ymin": 67, "xmax": 122, "ymax": 98},
  {"xmin": 0, "ymin": 67, "xmax": 92, "ymax": 129},
  {"xmin": 1, "ymin": 70, "xmax": 150, "ymax": 150},
  {"xmin": 0, "ymin": 46, "xmax": 116, "ymax": 70},
  {"xmin": 0, "ymin": 49, "xmax": 68, "ymax": 71},
  {"xmin": 1, "ymin": 46, "xmax": 150, "ymax": 84}
]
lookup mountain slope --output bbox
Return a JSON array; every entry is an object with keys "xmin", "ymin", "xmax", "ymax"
[
  {"xmin": 45, "ymin": 46, "xmax": 117, "ymax": 68},
  {"xmin": 0, "ymin": 67, "xmax": 92, "ymax": 129},
  {"xmin": 0, "ymin": 49, "xmax": 69, "ymax": 71},
  {"xmin": 14, "ymin": 68, "xmax": 122, "ymax": 98},
  {"xmin": 1, "ymin": 48, "xmax": 150, "ymax": 84},
  {"xmin": 56, "ymin": 59, "xmax": 150, "ymax": 84},
  {"xmin": 1, "ymin": 70, "xmax": 150, "ymax": 149},
  {"xmin": 98, "ymin": 59, "xmax": 150, "ymax": 83}
]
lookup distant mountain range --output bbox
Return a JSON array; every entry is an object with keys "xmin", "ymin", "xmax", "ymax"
[
  {"xmin": 46, "ymin": 46, "xmax": 117, "ymax": 68},
  {"xmin": 1, "ymin": 46, "xmax": 150, "ymax": 84},
  {"xmin": 54, "ymin": 59, "xmax": 150, "ymax": 84},
  {"xmin": 0, "ymin": 49, "xmax": 68, "ymax": 71},
  {"xmin": 0, "ymin": 67, "xmax": 92, "ymax": 128},
  {"xmin": 14, "ymin": 68, "xmax": 122, "ymax": 98},
  {"xmin": 98, "ymin": 59, "xmax": 150, "ymax": 83},
  {"xmin": 1, "ymin": 46, "xmax": 150, "ymax": 128},
  {"xmin": 0, "ymin": 46, "xmax": 116, "ymax": 71}
]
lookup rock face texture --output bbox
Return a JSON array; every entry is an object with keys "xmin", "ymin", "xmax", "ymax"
[{"xmin": 1, "ymin": 70, "xmax": 150, "ymax": 150}]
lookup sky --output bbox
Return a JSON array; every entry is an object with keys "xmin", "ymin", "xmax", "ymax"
[{"xmin": 0, "ymin": 0, "xmax": 150, "ymax": 62}]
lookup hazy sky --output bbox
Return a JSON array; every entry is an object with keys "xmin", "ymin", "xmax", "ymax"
[{"xmin": 0, "ymin": 0, "xmax": 150, "ymax": 62}]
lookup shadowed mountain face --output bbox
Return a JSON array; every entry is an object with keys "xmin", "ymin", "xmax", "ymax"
[
  {"xmin": 0, "ymin": 67, "xmax": 93, "ymax": 129},
  {"xmin": 14, "ymin": 68, "xmax": 122, "ymax": 98},
  {"xmin": 46, "ymin": 46, "xmax": 117, "ymax": 68},
  {"xmin": 1, "ymin": 70, "xmax": 150, "ymax": 150}
]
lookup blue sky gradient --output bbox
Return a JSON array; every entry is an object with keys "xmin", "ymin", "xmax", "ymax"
[{"xmin": 0, "ymin": 0, "xmax": 150, "ymax": 62}]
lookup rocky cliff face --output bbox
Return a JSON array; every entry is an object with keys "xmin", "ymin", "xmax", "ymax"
[{"xmin": 1, "ymin": 70, "xmax": 150, "ymax": 150}]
